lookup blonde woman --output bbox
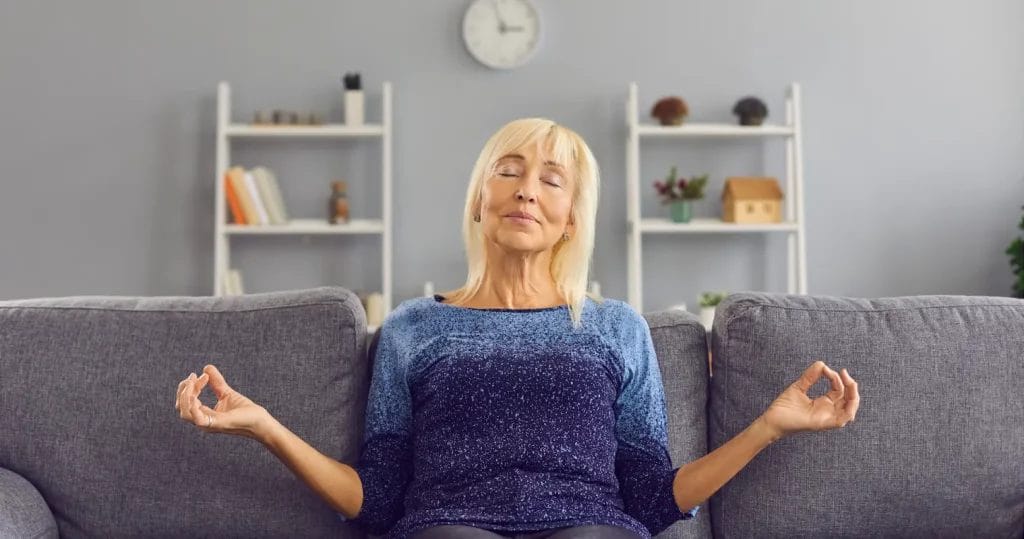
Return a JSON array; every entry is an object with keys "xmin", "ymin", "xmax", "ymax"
[{"xmin": 175, "ymin": 118, "xmax": 860, "ymax": 539}]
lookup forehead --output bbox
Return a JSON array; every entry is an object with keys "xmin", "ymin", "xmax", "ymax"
[{"xmin": 495, "ymin": 143, "xmax": 569, "ymax": 172}]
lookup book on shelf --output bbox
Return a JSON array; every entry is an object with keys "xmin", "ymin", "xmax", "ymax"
[
  {"xmin": 252, "ymin": 166, "xmax": 289, "ymax": 224},
  {"xmin": 224, "ymin": 166, "xmax": 290, "ymax": 226},
  {"xmin": 222, "ymin": 268, "xmax": 245, "ymax": 295},
  {"xmin": 243, "ymin": 170, "xmax": 270, "ymax": 224}
]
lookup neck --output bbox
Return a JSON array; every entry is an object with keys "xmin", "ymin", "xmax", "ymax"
[{"xmin": 464, "ymin": 245, "xmax": 563, "ymax": 309}]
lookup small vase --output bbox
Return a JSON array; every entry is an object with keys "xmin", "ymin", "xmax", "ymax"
[
  {"xmin": 669, "ymin": 199, "xmax": 693, "ymax": 223},
  {"xmin": 700, "ymin": 306, "xmax": 715, "ymax": 330},
  {"xmin": 344, "ymin": 90, "xmax": 364, "ymax": 125}
]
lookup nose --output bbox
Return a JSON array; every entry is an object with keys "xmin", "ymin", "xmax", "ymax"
[
  {"xmin": 515, "ymin": 176, "xmax": 537, "ymax": 202},
  {"xmin": 515, "ymin": 189, "xmax": 535, "ymax": 202}
]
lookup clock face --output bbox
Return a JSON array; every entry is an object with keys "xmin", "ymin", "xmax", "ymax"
[{"xmin": 462, "ymin": 0, "xmax": 541, "ymax": 70}]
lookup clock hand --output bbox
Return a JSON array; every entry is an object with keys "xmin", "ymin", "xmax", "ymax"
[{"xmin": 491, "ymin": 0, "xmax": 508, "ymax": 33}]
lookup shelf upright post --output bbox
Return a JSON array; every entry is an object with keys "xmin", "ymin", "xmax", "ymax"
[
  {"xmin": 215, "ymin": 81, "xmax": 231, "ymax": 296},
  {"xmin": 626, "ymin": 82, "xmax": 643, "ymax": 312},
  {"xmin": 381, "ymin": 82, "xmax": 393, "ymax": 313},
  {"xmin": 792, "ymin": 83, "xmax": 808, "ymax": 294}
]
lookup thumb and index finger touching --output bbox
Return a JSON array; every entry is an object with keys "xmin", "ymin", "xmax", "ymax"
[
  {"xmin": 792, "ymin": 359, "xmax": 861, "ymax": 419},
  {"xmin": 199, "ymin": 364, "xmax": 235, "ymax": 400}
]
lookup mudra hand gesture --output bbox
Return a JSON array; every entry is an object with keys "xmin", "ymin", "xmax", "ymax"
[
  {"xmin": 759, "ymin": 360, "xmax": 860, "ymax": 440},
  {"xmin": 174, "ymin": 364, "xmax": 268, "ymax": 439}
]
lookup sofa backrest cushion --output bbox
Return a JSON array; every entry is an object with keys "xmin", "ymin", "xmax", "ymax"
[
  {"xmin": 707, "ymin": 292, "xmax": 1024, "ymax": 538},
  {"xmin": 643, "ymin": 308, "xmax": 712, "ymax": 539},
  {"xmin": 0, "ymin": 286, "xmax": 369, "ymax": 538}
]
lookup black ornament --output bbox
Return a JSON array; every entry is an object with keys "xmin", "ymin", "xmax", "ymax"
[{"xmin": 732, "ymin": 96, "xmax": 768, "ymax": 126}]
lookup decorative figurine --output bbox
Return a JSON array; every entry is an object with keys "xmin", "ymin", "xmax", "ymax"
[
  {"xmin": 329, "ymin": 180, "xmax": 350, "ymax": 224},
  {"xmin": 651, "ymin": 96, "xmax": 688, "ymax": 125},
  {"xmin": 732, "ymin": 96, "xmax": 768, "ymax": 126}
]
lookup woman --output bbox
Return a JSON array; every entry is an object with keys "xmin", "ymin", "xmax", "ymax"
[{"xmin": 175, "ymin": 118, "xmax": 860, "ymax": 539}]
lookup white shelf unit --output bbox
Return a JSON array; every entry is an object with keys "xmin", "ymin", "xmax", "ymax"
[
  {"xmin": 625, "ymin": 82, "xmax": 808, "ymax": 312},
  {"xmin": 213, "ymin": 81, "xmax": 394, "ymax": 318}
]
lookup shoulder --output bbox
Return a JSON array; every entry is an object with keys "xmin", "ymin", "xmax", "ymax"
[
  {"xmin": 376, "ymin": 296, "xmax": 436, "ymax": 337},
  {"xmin": 588, "ymin": 296, "xmax": 647, "ymax": 336}
]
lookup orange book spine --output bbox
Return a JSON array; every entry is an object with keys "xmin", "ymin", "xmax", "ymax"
[{"xmin": 224, "ymin": 173, "xmax": 247, "ymax": 224}]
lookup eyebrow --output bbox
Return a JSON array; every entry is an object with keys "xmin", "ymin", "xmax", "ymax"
[{"xmin": 498, "ymin": 154, "xmax": 568, "ymax": 174}]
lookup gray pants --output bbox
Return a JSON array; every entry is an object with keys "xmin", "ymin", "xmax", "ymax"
[{"xmin": 411, "ymin": 524, "xmax": 644, "ymax": 539}]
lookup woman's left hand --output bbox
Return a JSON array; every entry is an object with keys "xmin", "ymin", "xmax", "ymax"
[{"xmin": 758, "ymin": 360, "xmax": 860, "ymax": 441}]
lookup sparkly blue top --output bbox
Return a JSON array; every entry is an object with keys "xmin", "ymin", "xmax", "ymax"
[{"xmin": 337, "ymin": 294, "xmax": 699, "ymax": 538}]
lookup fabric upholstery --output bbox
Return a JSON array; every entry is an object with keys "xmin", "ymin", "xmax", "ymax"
[
  {"xmin": 0, "ymin": 467, "xmax": 58, "ymax": 539},
  {"xmin": 707, "ymin": 292, "xmax": 1024, "ymax": 538},
  {"xmin": 0, "ymin": 287, "xmax": 369, "ymax": 538}
]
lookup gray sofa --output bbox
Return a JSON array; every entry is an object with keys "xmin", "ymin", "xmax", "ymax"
[{"xmin": 1, "ymin": 286, "xmax": 1021, "ymax": 538}]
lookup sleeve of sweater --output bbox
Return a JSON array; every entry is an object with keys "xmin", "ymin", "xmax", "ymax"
[
  {"xmin": 336, "ymin": 318, "xmax": 414, "ymax": 535},
  {"xmin": 612, "ymin": 304, "xmax": 700, "ymax": 536}
]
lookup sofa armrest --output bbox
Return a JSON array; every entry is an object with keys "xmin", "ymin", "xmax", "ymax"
[{"xmin": 0, "ymin": 467, "xmax": 58, "ymax": 539}]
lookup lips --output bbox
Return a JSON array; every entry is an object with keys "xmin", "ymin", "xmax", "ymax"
[{"xmin": 504, "ymin": 210, "xmax": 538, "ymax": 222}]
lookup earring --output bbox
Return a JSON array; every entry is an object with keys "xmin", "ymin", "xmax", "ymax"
[
  {"xmin": 562, "ymin": 232, "xmax": 570, "ymax": 242},
  {"xmin": 473, "ymin": 214, "xmax": 481, "ymax": 222}
]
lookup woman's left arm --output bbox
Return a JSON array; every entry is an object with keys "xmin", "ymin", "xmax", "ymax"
[{"xmin": 671, "ymin": 361, "xmax": 860, "ymax": 513}]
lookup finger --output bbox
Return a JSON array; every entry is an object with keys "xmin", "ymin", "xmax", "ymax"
[
  {"xmin": 198, "ymin": 404, "xmax": 219, "ymax": 429},
  {"xmin": 792, "ymin": 360, "xmax": 826, "ymax": 393},
  {"xmin": 824, "ymin": 366, "xmax": 845, "ymax": 402},
  {"xmin": 841, "ymin": 368, "xmax": 860, "ymax": 420},
  {"xmin": 203, "ymin": 364, "xmax": 235, "ymax": 400},
  {"xmin": 175, "ymin": 378, "xmax": 188, "ymax": 409},
  {"xmin": 190, "ymin": 389, "xmax": 208, "ymax": 428},
  {"xmin": 195, "ymin": 372, "xmax": 210, "ymax": 395},
  {"xmin": 179, "ymin": 373, "xmax": 196, "ymax": 420}
]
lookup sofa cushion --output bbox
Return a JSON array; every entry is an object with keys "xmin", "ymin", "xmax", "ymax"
[
  {"xmin": 643, "ymin": 308, "xmax": 712, "ymax": 539},
  {"xmin": 708, "ymin": 292, "xmax": 1024, "ymax": 538},
  {"xmin": 0, "ymin": 286, "xmax": 369, "ymax": 538},
  {"xmin": 0, "ymin": 467, "xmax": 58, "ymax": 539}
]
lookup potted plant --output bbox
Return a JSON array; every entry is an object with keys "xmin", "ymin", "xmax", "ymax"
[
  {"xmin": 651, "ymin": 96, "xmax": 688, "ymax": 126},
  {"xmin": 1007, "ymin": 204, "xmax": 1024, "ymax": 298},
  {"xmin": 653, "ymin": 166, "xmax": 709, "ymax": 223},
  {"xmin": 732, "ymin": 96, "xmax": 768, "ymax": 126},
  {"xmin": 699, "ymin": 291, "xmax": 728, "ymax": 329}
]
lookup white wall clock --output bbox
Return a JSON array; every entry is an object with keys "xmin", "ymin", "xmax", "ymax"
[{"xmin": 462, "ymin": 0, "xmax": 541, "ymax": 70}]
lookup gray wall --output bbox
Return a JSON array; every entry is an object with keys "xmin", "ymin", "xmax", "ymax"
[{"xmin": 2, "ymin": 1, "xmax": 1022, "ymax": 311}]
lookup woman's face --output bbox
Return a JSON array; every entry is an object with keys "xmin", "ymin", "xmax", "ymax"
[{"xmin": 477, "ymin": 141, "xmax": 575, "ymax": 256}]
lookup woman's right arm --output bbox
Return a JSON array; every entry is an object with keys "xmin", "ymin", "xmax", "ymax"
[
  {"xmin": 176, "ymin": 365, "xmax": 365, "ymax": 518},
  {"xmin": 176, "ymin": 320, "xmax": 411, "ymax": 533},
  {"xmin": 254, "ymin": 414, "xmax": 364, "ymax": 519}
]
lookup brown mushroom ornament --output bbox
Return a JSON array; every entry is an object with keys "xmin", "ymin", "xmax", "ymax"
[{"xmin": 651, "ymin": 96, "xmax": 688, "ymax": 126}]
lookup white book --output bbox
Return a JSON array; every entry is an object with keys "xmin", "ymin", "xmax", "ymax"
[
  {"xmin": 243, "ymin": 171, "xmax": 270, "ymax": 225},
  {"xmin": 264, "ymin": 167, "xmax": 289, "ymax": 223},
  {"xmin": 252, "ymin": 167, "xmax": 284, "ymax": 225}
]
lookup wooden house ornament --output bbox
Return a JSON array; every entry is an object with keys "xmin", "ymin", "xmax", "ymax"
[{"xmin": 721, "ymin": 176, "xmax": 784, "ymax": 224}]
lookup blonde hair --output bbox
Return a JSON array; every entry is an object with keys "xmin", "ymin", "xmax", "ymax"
[{"xmin": 444, "ymin": 117, "xmax": 604, "ymax": 329}]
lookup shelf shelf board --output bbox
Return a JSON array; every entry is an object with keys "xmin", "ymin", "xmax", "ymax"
[
  {"xmin": 224, "ymin": 218, "xmax": 384, "ymax": 235},
  {"xmin": 636, "ymin": 123, "xmax": 794, "ymax": 137},
  {"xmin": 225, "ymin": 123, "xmax": 384, "ymax": 138},
  {"xmin": 639, "ymin": 217, "xmax": 799, "ymax": 233}
]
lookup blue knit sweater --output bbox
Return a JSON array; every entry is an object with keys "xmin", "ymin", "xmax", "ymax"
[{"xmin": 337, "ymin": 294, "xmax": 699, "ymax": 538}]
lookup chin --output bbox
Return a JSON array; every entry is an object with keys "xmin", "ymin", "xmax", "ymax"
[{"xmin": 494, "ymin": 236, "xmax": 544, "ymax": 253}]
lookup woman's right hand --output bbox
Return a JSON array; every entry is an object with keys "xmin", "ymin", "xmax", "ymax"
[{"xmin": 175, "ymin": 364, "xmax": 269, "ymax": 440}]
